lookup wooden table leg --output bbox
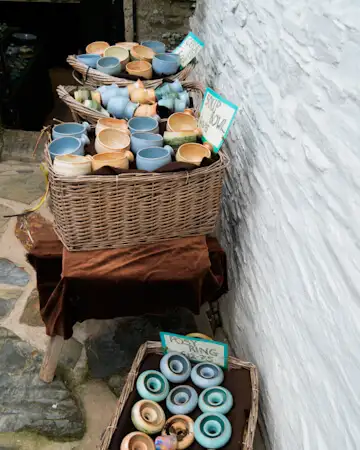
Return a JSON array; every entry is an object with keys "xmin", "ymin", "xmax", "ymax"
[{"xmin": 40, "ymin": 335, "xmax": 64, "ymax": 383}]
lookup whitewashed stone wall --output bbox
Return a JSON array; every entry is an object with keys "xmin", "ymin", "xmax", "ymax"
[{"xmin": 191, "ymin": 1, "xmax": 360, "ymax": 449}]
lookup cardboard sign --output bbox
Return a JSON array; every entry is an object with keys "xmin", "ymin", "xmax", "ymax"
[
  {"xmin": 160, "ymin": 332, "xmax": 228, "ymax": 368},
  {"xmin": 198, "ymin": 88, "xmax": 238, "ymax": 153},
  {"xmin": 172, "ymin": 32, "xmax": 204, "ymax": 68}
]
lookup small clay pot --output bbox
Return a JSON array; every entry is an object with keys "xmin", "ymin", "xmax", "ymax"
[
  {"xmin": 154, "ymin": 435, "xmax": 177, "ymax": 450},
  {"xmin": 132, "ymin": 400, "xmax": 166, "ymax": 435},
  {"xmin": 160, "ymin": 352, "xmax": 191, "ymax": 383},
  {"xmin": 121, "ymin": 432, "xmax": 156, "ymax": 450},
  {"xmin": 166, "ymin": 385, "xmax": 198, "ymax": 415},
  {"xmin": 194, "ymin": 413, "xmax": 232, "ymax": 449},
  {"xmin": 136, "ymin": 370, "xmax": 170, "ymax": 402},
  {"xmin": 191, "ymin": 363, "xmax": 224, "ymax": 389},
  {"xmin": 198, "ymin": 386, "xmax": 233, "ymax": 415},
  {"xmin": 161, "ymin": 415, "xmax": 194, "ymax": 450}
]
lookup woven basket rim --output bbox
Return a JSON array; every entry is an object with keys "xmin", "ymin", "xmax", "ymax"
[{"xmin": 99, "ymin": 341, "xmax": 259, "ymax": 450}]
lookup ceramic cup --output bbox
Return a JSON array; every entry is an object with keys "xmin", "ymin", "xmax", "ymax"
[
  {"xmin": 176, "ymin": 143, "xmax": 212, "ymax": 166},
  {"xmin": 159, "ymin": 97, "xmax": 175, "ymax": 111},
  {"xmin": 141, "ymin": 40, "xmax": 166, "ymax": 54},
  {"xmin": 107, "ymin": 97, "xmax": 132, "ymax": 118},
  {"xmin": 152, "ymin": 53, "xmax": 180, "ymax": 76},
  {"xmin": 124, "ymin": 100, "xmax": 140, "ymax": 119},
  {"xmin": 191, "ymin": 363, "xmax": 224, "ymax": 389},
  {"xmin": 95, "ymin": 118, "xmax": 129, "ymax": 136},
  {"xmin": 48, "ymin": 137, "xmax": 86, "ymax": 161},
  {"xmin": 96, "ymin": 56, "xmax": 121, "ymax": 76},
  {"xmin": 95, "ymin": 129, "xmax": 131, "ymax": 154},
  {"xmin": 100, "ymin": 85, "xmax": 129, "ymax": 108},
  {"xmin": 92, "ymin": 151, "xmax": 134, "ymax": 171},
  {"xmin": 52, "ymin": 121, "xmax": 90, "ymax": 143},
  {"xmin": 166, "ymin": 386, "xmax": 198, "ymax": 416},
  {"xmin": 104, "ymin": 45, "xmax": 130, "ymax": 70},
  {"xmin": 128, "ymin": 117, "xmax": 159, "ymax": 134},
  {"xmin": 136, "ymin": 146, "xmax": 173, "ymax": 171},
  {"xmin": 161, "ymin": 415, "xmax": 194, "ymax": 450},
  {"xmin": 131, "ymin": 132, "xmax": 164, "ymax": 154},
  {"xmin": 194, "ymin": 413, "xmax": 232, "ymax": 449},
  {"xmin": 86, "ymin": 41, "xmax": 109, "ymax": 55},
  {"xmin": 76, "ymin": 53, "xmax": 100, "ymax": 68},
  {"xmin": 160, "ymin": 352, "xmax": 191, "ymax": 383},
  {"xmin": 174, "ymin": 98, "xmax": 186, "ymax": 113},
  {"xmin": 53, "ymin": 154, "xmax": 92, "ymax": 176}
]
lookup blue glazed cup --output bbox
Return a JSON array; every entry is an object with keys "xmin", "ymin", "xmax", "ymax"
[
  {"xmin": 174, "ymin": 98, "xmax": 187, "ymax": 112},
  {"xmin": 141, "ymin": 40, "xmax": 166, "ymax": 54},
  {"xmin": 76, "ymin": 53, "xmax": 100, "ymax": 68},
  {"xmin": 52, "ymin": 122, "xmax": 90, "ymax": 144},
  {"xmin": 169, "ymin": 79, "xmax": 184, "ymax": 93},
  {"xmin": 131, "ymin": 132, "xmax": 164, "ymax": 154},
  {"xmin": 159, "ymin": 97, "xmax": 175, "ymax": 111},
  {"xmin": 136, "ymin": 146, "xmax": 173, "ymax": 171},
  {"xmin": 123, "ymin": 100, "xmax": 139, "ymax": 119},
  {"xmin": 152, "ymin": 53, "xmax": 180, "ymax": 76},
  {"xmin": 107, "ymin": 97, "xmax": 130, "ymax": 118},
  {"xmin": 96, "ymin": 56, "xmax": 121, "ymax": 76},
  {"xmin": 48, "ymin": 137, "xmax": 86, "ymax": 161},
  {"xmin": 128, "ymin": 117, "xmax": 159, "ymax": 134}
]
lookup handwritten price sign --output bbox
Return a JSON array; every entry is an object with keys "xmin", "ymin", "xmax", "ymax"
[
  {"xmin": 199, "ymin": 88, "xmax": 238, "ymax": 153},
  {"xmin": 160, "ymin": 332, "xmax": 228, "ymax": 368},
  {"xmin": 172, "ymin": 32, "xmax": 204, "ymax": 68}
]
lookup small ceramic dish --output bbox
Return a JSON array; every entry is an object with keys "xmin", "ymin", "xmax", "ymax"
[
  {"xmin": 104, "ymin": 46, "xmax": 130, "ymax": 69},
  {"xmin": 126, "ymin": 60, "xmax": 153, "ymax": 80},
  {"xmin": 95, "ymin": 128, "xmax": 131, "ymax": 154},
  {"xmin": 86, "ymin": 41, "xmax": 110, "ymax": 56},
  {"xmin": 130, "ymin": 45, "xmax": 156, "ymax": 62},
  {"xmin": 176, "ymin": 143, "xmax": 212, "ymax": 166}
]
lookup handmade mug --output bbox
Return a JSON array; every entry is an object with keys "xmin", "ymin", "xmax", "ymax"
[
  {"xmin": 48, "ymin": 136, "xmax": 86, "ymax": 161},
  {"xmin": 107, "ymin": 97, "xmax": 138, "ymax": 119},
  {"xmin": 152, "ymin": 53, "xmax": 180, "ymax": 76},
  {"xmin": 95, "ymin": 129, "xmax": 131, "ymax": 154},
  {"xmin": 96, "ymin": 56, "xmax": 121, "ymax": 76},
  {"xmin": 76, "ymin": 53, "xmax": 100, "ymax": 68},
  {"xmin": 53, "ymin": 154, "xmax": 92, "ymax": 176},
  {"xmin": 52, "ymin": 121, "xmax": 90, "ymax": 143},
  {"xmin": 141, "ymin": 40, "xmax": 166, "ymax": 54},
  {"xmin": 95, "ymin": 118, "xmax": 129, "ymax": 136},
  {"xmin": 176, "ymin": 143, "xmax": 212, "ymax": 166},
  {"xmin": 128, "ymin": 117, "xmax": 159, "ymax": 134},
  {"xmin": 131, "ymin": 132, "xmax": 164, "ymax": 154},
  {"xmin": 136, "ymin": 146, "xmax": 174, "ymax": 171},
  {"xmin": 92, "ymin": 151, "xmax": 134, "ymax": 171}
]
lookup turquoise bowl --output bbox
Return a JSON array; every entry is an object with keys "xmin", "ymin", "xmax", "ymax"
[
  {"xmin": 136, "ymin": 370, "xmax": 169, "ymax": 402},
  {"xmin": 52, "ymin": 121, "xmax": 90, "ymax": 141},
  {"xmin": 152, "ymin": 53, "xmax": 180, "ymax": 76},
  {"xmin": 198, "ymin": 387, "xmax": 233, "ymax": 415},
  {"xmin": 76, "ymin": 53, "xmax": 100, "ymax": 68},
  {"xmin": 160, "ymin": 351, "xmax": 191, "ymax": 383},
  {"xmin": 194, "ymin": 413, "xmax": 232, "ymax": 449},
  {"xmin": 48, "ymin": 137, "xmax": 86, "ymax": 161},
  {"xmin": 141, "ymin": 40, "xmax": 166, "ymax": 54},
  {"xmin": 128, "ymin": 117, "xmax": 159, "ymax": 134},
  {"xmin": 166, "ymin": 385, "xmax": 198, "ymax": 415},
  {"xmin": 191, "ymin": 363, "xmax": 224, "ymax": 389},
  {"xmin": 96, "ymin": 56, "xmax": 121, "ymax": 76},
  {"xmin": 131, "ymin": 132, "xmax": 164, "ymax": 154},
  {"xmin": 136, "ymin": 146, "xmax": 173, "ymax": 171}
]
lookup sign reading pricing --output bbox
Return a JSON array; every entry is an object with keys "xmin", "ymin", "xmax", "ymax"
[
  {"xmin": 160, "ymin": 332, "xmax": 228, "ymax": 368},
  {"xmin": 172, "ymin": 32, "xmax": 204, "ymax": 68},
  {"xmin": 199, "ymin": 88, "xmax": 238, "ymax": 153}
]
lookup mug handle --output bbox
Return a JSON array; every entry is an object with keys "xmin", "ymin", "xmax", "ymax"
[
  {"xmin": 184, "ymin": 108, "xmax": 195, "ymax": 116},
  {"xmin": 194, "ymin": 127, "xmax": 203, "ymax": 137},
  {"xmin": 124, "ymin": 150, "xmax": 135, "ymax": 162},
  {"xmin": 80, "ymin": 134, "xmax": 90, "ymax": 146},
  {"xmin": 84, "ymin": 155, "xmax": 93, "ymax": 161},
  {"xmin": 82, "ymin": 121, "xmax": 91, "ymax": 131},
  {"xmin": 164, "ymin": 145, "xmax": 174, "ymax": 157}
]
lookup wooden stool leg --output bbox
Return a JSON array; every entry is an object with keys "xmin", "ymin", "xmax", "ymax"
[{"xmin": 40, "ymin": 335, "xmax": 64, "ymax": 383}]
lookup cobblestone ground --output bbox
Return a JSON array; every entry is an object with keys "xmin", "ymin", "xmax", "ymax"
[{"xmin": 0, "ymin": 131, "xmax": 265, "ymax": 450}]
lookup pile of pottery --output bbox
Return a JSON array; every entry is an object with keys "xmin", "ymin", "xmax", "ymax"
[
  {"xmin": 120, "ymin": 352, "xmax": 233, "ymax": 450},
  {"xmin": 73, "ymin": 79, "xmax": 191, "ymax": 119},
  {"xmin": 77, "ymin": 40, "xmax": 180, "ymax": 79},
  {"xmin": 49, "ymin": 110, "xmax": 213, "ymax": 176}
]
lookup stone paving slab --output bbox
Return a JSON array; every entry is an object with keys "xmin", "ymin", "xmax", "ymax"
[
  {"xmin": 19, "ymin": 289, "xmax": 43, "ymax": 327},
  {"xmin": 0, "ymin": 206, "xmax": 15, "ymax": 239},
  {"xmin": 0, "ymin": 259, "xmax": 29, "ymax": 287},
  {"xmin": 0, "ymin": 289, "xmax": 23, "ymax": 319}
]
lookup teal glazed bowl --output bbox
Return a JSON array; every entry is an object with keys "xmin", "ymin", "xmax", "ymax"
[
  {"xmin": 136, "ymin": 146, "xmax": 173, "ymax": 171},
  {"xmin": 152, "ymin": 53, "xmax": 180, "ymax": 76},
  {"xmin": 76, "ymin": 53, "xmax": 100, "ymax": 68},
  {"xmin": 131, "ymin": 132, "xmax": 164, "ymax": 154},
  {"xmin": 96, "ymin": 56, "xmax": 121, "ymax": 76}
]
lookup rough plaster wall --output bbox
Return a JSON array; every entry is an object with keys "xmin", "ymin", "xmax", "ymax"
[
  {"xmin": 191, "ymin": 1, "xmax": 360, "ymax": 449},
  {"xmin": 136, "ymin": 0, "xmax": 194, "ymax": 47}
]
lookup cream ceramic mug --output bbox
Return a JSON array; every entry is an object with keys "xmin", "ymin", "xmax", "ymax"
[
  {"xmin": 53, "ymin": 154, "xmax": 92, "ymax": 176},
  {"xmin": 92, "ymin": 151, "xmax": 134, "ymax": 171}
]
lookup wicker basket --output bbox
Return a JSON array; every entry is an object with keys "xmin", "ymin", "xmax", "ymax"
[
  {"xmin": 67, "ymin": 55, "xmax": 195, "ymax": 89},
  {"xmin": 57, "ymin": 81, "xmax": 205, "ymax": 125},
  {"xmin": 45, "ymin": 139, "xmax": 228, "ymax": 251},
  {"xmin": 100, "ymin": 341, "xmax": 259, "ymax": 450}
]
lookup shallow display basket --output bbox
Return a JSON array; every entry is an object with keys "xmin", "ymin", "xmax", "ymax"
[
  {"xmin": 67, "ymin": 55, "xmax": 195, "ymax": 89},
  {"xmin": 57, "ymin": 81, "xmax": 204, "ymax": 125},
  {"xmin": 100, "ymin": 341, "xmax": 259, "ymax": 450}
]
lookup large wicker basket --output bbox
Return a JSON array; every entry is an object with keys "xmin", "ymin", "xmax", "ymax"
[
  {"xmin": 45, "ymin": 141, "xmax": 228, "ymax": 251},
  {"xmin": 67, "ymin": 55, "xmax": 195, "ymax": 89},
  {"xmin": 57, "ymin": 81, "xmax": 204, "ymax": 125},
  {"xmin": 100, "ymin": 341, "xmax": 259, "ymax": 450}
]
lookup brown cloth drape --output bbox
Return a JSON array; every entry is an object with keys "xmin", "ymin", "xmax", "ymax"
[{"xmin": 27, "ymin": 224, "xmax": 227, "ymax": 340}]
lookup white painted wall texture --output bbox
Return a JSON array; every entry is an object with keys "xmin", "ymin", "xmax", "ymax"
[{"xmin": 191, "ymin": 1, "xmax": 360, "ymax": 449}]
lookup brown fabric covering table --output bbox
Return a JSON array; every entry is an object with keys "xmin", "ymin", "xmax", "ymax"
[
  {"xmin": 108, "ymin": 353, "xmax": 253, "ymax": 450},
  {"xmin": 27, "ymin": 224, "xmax": 227, "ymax": 341}
]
